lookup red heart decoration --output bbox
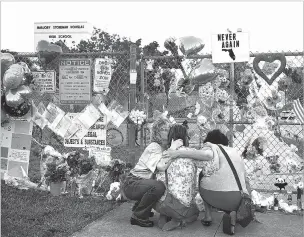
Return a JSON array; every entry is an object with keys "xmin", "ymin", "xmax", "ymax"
[{"xmin": 253, "ymin": 54, "xmax": 286, "ymax": 85}]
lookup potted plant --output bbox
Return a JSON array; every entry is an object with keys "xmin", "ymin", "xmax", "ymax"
[{"xmin": 44, "ymin": 156, "xmax": 70, "ymax": 196}]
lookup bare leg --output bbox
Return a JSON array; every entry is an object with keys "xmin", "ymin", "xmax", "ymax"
[
  {"xmin": 203, "ymin": 200, "xmax": 212, "ymax": 221},
  {"xmin": 230, "ymin": 211, "xmax": 236, "ymax": 234}
]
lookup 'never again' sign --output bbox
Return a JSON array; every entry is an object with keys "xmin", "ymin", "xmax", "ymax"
[{"xmin": 211, "ymin": 32, "xmax": 250, "ymax": 64}]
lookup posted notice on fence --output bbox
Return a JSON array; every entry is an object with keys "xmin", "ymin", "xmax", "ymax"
[
  {"xmin": 32, "ymin": 70, "xmax": 56, "ymax": 93},
  {"xmin": 59, "ymin": 58, "xmax": 91, "ymax": 104},
  {"xmin": 211, "ymin": 32, "xmax": 249, "ymax": 63},
  {"xmin": 89, "ymin": 146, "xmax": 112, "ymax": 167},
  {"xmin": 93, "ymin": 58, "xmax": 112, "ymax": 94},
  {"xmin": 64, "ymin": 113, "xmax": 107, "ymax": 148}
]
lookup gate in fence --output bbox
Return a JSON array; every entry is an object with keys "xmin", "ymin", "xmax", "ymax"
[{"xmin": 139, "ymin": 51, "xmax": 304, "ymax": 193}]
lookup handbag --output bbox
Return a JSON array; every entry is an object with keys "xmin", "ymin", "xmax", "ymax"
[
  {"xmin": 158, "ymin": 170, "xmax": 199, "ymax": 221},
  {"xmin": 217, "ymin": 145, "xmax": 254, "ymax": 228}
]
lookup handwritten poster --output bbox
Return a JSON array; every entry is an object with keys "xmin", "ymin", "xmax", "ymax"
[
  {"xmin": 59, "ymin": 58, "xmax": 91, "ymax": 104},
  {"xmin": 1, "ymin": 120, "xmax": 33, "ymax": 179},
  {"xmin": 32, "ymin": 70, "xmax": 56, "ymax": 93},
  {"xmin": 94, "ymin": 58, "xmax": 112, "ymax": 94},
  {"xmin": 89, "ymin": 146, "xmax": 112, "ymax": 167},
  {"xmin": 64, "ymin": 113, "xmax": 107, "ymax": 148}
]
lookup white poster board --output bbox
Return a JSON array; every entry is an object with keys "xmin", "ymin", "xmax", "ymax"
[
  {"xmin": 59, "ymin": 58, "xmax": 91, "ymax": 104},
  {"xmin": 64, "ymin": 113, "xmax": 107, "ymax": 148},
  {"xmin": 1, "ymin": 120, "xmax": 33, "ymax": 179},
  {"xmin": 32, "ymin": 70, "xmax": 56, "ymax": 93},
  {"xmin": 211, "ymin": 32, "xmax": 250, "ymax": 63},
  {"xmin": 94, "ymin": 58, "xmax": 112, "ymax": 94}
]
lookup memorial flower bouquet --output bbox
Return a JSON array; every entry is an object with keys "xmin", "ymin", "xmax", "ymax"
[
  {"xmin": 66, "ymin": 151, "xmax": 97, "ymax": 176},
  {"xmin": 44, "ymin": 157, "xmax": 70, "ymax": 184}
]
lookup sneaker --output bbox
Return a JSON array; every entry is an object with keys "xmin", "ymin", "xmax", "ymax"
[{"xmin": 130, "ymin": 217, "xmax": 154, "ymax": 227}]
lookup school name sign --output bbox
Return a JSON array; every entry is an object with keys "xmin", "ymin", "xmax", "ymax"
[{"xmin": 211, "ymin": 32, "xmax": 250, "ymax": 64}]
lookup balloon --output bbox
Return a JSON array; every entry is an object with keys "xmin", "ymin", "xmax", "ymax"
[
  {"xmin": 5, "ymin": 89, "xmax": 25, "ymax": 107},
  {"xmin": 36, "ymin": 40, "xmax": 63, "ymax": 53},
  {"xmin": 1, "ymin": 53, "xmax": 15, "ymax": 79},
  {"xmin": 179, "ymin": 36, "xmax": 204, "ymax": 56},
  {"xmin": 17, "ymin": 62, "xmax": 31, "ymax": 74},
  {"xmin": 16, "ymin": 85, "xmax": 32, "ymax": 99},
  {"xmin": 192, "ymin": 59, "xmax": 217, "ymax": 85},
  {"xmin": 1, "ymin": 95, "xmax": 31, "ymax": 117},
  {"xmin": 2, "ymin": 64, "xmax": 24, "ymax": 90}
]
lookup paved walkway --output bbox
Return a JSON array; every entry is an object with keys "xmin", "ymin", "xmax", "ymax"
[{"xmin": 72, "ymin": 202, "xmax": 303, "ymax": 237}]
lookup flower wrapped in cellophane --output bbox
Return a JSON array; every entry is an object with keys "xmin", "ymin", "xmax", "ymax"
[{"xmin": 129, "ymin": 109, "xmax": 147, "ymax": 126}]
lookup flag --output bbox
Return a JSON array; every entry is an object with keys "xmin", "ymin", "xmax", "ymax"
[{"xmin": 292, "ymin": 99, "xmax": 304, "ymax": 124}]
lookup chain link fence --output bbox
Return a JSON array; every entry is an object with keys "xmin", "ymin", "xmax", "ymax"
[
  {"xmin": 10, "ymin": 51, "xmax": 133, "ymax": 182},
  {"xmin": 141, "ymin": 51, "xmax": 304, "ymax": 193}
]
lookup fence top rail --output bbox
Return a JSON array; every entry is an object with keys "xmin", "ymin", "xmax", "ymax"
[
  {"xmin": 11, "ymin": 51, "xmax": 129, "ymax": 58},
  {"xmin": 142, "ymin": 51, "xmax": 303, "ymax": 60}
]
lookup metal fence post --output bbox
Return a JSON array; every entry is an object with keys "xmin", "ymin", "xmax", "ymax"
[
  {"xmin": 140, "ymin": 59, "xmax": 145, "ymax": 149},
  {"xmin": 229, "ymin": 62, "xmax": 235, "ymax": 147},
  {"xmin": 128, "ymin": 44, "xmax": 137, "ymax": 164}
]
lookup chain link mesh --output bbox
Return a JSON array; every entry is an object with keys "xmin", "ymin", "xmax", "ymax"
[
  {"xmin": 10, "ymin": 52, "xmax": 131, "ymax": 182},
  {"xmin": 142, "ymin": 51, "xmax": 304, "ymax": 192}
]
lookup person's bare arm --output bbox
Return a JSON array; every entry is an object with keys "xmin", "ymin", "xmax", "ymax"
[{"xmin": 162, "ymin": 146, "xmax": 213, "ymax": 161}]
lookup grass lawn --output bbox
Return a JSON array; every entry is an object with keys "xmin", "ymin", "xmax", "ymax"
[
  {"xmin": 1, "ymin": 181, "xmax": 122, "ymax": 237},
  {"xmin": 1, "ymin": 130, "xmax": 144, "ymax": 237}
]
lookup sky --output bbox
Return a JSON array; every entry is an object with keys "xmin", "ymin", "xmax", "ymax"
[{"xmin": 1, "ymin": 1, "xmax": 303, "ymax": 53}]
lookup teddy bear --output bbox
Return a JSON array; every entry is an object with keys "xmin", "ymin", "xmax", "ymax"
[{"xmin": 266, "ymin": 155, "xmax": 281, "ymax": 173}]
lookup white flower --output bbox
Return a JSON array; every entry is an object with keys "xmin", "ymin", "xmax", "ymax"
[
  {"xmin": 187, "ymin": 113, "xmax": 193, "ymax": 118},
  {"xmin": 194, "ymin": 102, "xmax": 201, "ymax": 115},
  {"xmin": 197, "ymin": 115, "xmax": 207, "ymax": 125}
]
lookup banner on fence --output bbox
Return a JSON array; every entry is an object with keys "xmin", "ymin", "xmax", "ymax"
[
  {"xmin": 59, "ymin": 58, "xmax": 91, "ymax": 104},
  {"xmin": 0, "ymin": 120, "xmax": 33, "ymax": 179},
  {"xmin": 211, "ymin": 32, "xmax": 249, "ymax": 63},
  {"xmin": 94, "ymin": 58, "xmax": 112, "ymax": 94},
  {"xmin": 32, "ymin": 70, "xmax": 56, "ymax": 93},
  {"xmin": 89, "ymin": 146, "xmax": 112, "ymax": 166},
  {"xmin": 64, "ymin": 112, "xmax": 107, "ymax": 148}
]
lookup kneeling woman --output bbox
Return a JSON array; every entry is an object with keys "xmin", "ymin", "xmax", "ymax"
[
  {"xmin": 121, "ymin": 117, "xmax": 170, "ymax": 227},
  {"xmin": 165, "ymin": 129, "xmax": 250, "ymax": 235}
]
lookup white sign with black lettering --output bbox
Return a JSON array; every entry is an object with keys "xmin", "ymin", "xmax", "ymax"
[
  {"xmin": 64, "ymin": 113, "xmax": 107, "ymax": 148},
  {"xmin": 32, "ymin": 71, "xmax": 56, "ymax": 93},
  {"xmin": 94, "ymin": 58, "xmax": 112, "ymax": 94},
  {"xmin": 211, "ymin": 32, "xmax": 250, "ymax": 63}
]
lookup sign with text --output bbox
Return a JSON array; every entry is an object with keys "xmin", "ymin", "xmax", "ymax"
[
  {"xmin": 64, "ymin": 113, "xmax": 107, "ymax": 148},
  {"xmin": 89, "ymin": 146, "xmax": 112, "ymax": 167},
  {"xmin": 211, "ymin": 32, "xmax": 249, "ymax": 63},
  {"xmin": 34, "ymin": 22, "xmax": 93, "ymax": 50},
  {"xmin": 1, "ymin": 120, "xmax": 33, "ymax": 179},
  {"xmin": 94, "ymin": 58, "xmax": 112, "ymax": 94},
  {"xmin": 32, "ymin": 71, "xmax": 56, "ymax": 93},
  {"xmin": 59, "ymin": 58, "xmax": 91, "ymax": 104}
]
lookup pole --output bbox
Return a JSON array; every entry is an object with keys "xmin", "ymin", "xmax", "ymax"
[
  {"xmin": 229, "ymin": 62, "xmax": 235, "ymax": 147},
  {"xmin": 128, "ymin": 44, "xmax": 137, "ymax": 165}
]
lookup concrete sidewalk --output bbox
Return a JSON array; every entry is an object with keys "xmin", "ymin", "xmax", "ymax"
[{"xmin": 72, "ymin": 202, "xmax": 303, "ymax": 237}]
